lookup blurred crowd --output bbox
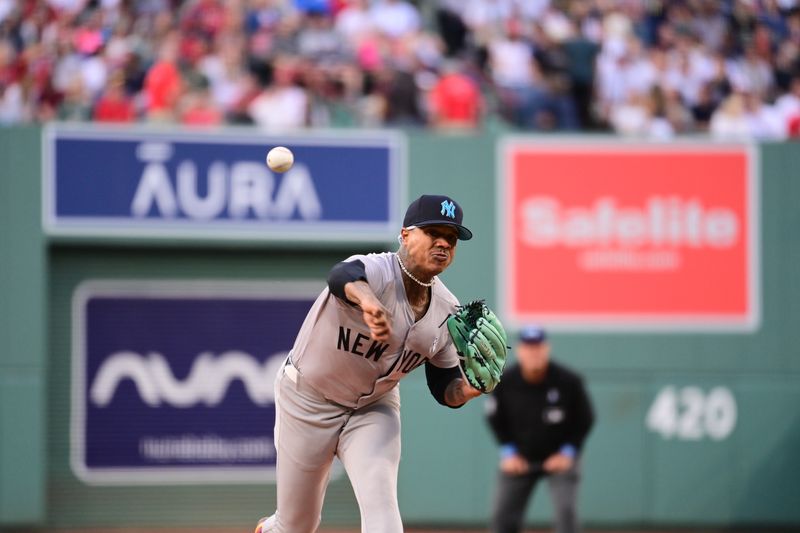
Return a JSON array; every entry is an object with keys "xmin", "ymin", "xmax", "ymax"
[{"xmin": 1, "ymin": 0, "xmax": 799, "ymax": 139}]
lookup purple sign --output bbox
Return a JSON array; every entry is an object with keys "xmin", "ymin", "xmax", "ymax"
[{"xmin": 71, "ymin": 281, "xmax": 318, "ymax": 484}]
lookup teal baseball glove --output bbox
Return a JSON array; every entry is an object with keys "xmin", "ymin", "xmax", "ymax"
[{"xmin": 446, "ymin": 300, "xmax": 508, "ymax": 393}]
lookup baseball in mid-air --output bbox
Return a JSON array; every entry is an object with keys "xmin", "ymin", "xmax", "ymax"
[{"xmin": 267, "ymin": 146, "xmax": 294, "ymax": 173}]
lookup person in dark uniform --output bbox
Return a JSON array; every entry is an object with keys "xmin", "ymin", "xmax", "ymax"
[{"xmin": 485, "ymin": 325, "xmax": 595, "ymax": 533}]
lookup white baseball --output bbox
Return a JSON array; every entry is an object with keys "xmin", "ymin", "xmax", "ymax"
[{"xmin": 267, "ymin": 146, "xmax": 294, "ymax": 173}]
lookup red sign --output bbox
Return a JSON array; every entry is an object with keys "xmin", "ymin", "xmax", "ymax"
[{"xmin": 501, "ymin": 142, "xmax": 758, "ymax": 330}]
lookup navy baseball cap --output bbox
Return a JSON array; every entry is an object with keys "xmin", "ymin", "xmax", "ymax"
[
  {"xmin": 519, "ymin": 325, "xmax": 547, "ymax": 344},
  {"xmin": 403, "ymin": 194, "xmax": 473, "ymax": 240}
]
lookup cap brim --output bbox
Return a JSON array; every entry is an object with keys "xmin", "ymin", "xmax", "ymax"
[
  {"xmin": 415, "ymin": 220, "xmax": 473, "ymax": 240},
  {"xmin": 520, "ymin": 336, "xmax": 546, "ymax": 344}
]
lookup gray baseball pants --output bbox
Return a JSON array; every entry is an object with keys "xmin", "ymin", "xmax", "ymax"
[{"xmin": 270, "ymin": 359, "xmax": 403, "ymax": 533}]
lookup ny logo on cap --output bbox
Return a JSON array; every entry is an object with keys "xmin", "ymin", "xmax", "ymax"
[{"xmin": 440, "ymin": 200, "xmax": 456, "ymax": 219}]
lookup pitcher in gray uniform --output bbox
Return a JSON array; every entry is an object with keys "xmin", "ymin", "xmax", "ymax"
[{"xmin": 255, "ymin": 194, "xmax": 483, "ymax": 533}]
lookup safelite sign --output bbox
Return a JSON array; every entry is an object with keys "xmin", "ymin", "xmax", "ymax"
[{"xmin": 499, "ymin": 141, "xmax": 759, "ymax": 331}]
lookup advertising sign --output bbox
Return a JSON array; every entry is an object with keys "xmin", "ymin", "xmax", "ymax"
[
  {"xmin": 71, "ymin": 280, "xmax": 318, "ymax": 484},
  {"xmin": 500, "ymin": 140, "xmax": 758, "ymax": 330},
  {"xmin": 44, "ymin": 125, "xmax": 404, "ymax": 241}
]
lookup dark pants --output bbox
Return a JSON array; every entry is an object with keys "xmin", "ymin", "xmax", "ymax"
[{"xmin": 491, "ymin": 462, "xmax": 581, "ymax": 533}]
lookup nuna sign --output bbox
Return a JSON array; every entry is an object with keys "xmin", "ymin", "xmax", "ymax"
[{"xmin": 499, "ymin": 140, "xmax": 759, "ymax": 331}]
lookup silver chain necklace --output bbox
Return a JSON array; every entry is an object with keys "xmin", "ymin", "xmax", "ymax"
[{"xmin": 396, "ymin": 254, "xmax": 435, "ymax": 288}]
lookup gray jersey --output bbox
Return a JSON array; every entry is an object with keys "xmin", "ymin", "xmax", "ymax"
[{"xmin": 289, "ymin": 252, "xmax": 461, "ymax": 409}]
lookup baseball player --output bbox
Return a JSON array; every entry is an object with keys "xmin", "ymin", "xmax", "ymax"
[{"xmin": 255, "ymin": 194, "xmax": 502, "ymax": 533}]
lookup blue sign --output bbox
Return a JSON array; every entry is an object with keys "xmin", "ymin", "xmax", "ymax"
[
  {"xmin": 71, "ymin": 281, "xmax": 319, "ymax": 484},
  {"xmin": 44, "ymin": 125, "xmax": 405, "ymax": 241}
]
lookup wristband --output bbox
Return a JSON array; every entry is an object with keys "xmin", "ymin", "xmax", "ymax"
[
  {"xmin": 500, "ymin": 443, "xmax": 518, "ymax": 459},
  {"xmin": 559, "ymin": 444, "xmax": 577, "ymax": 458}
]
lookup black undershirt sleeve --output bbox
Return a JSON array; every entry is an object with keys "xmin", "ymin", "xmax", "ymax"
[
  {"xmin": 327, "ymin": 260, "xmax": 367, "ymax": 303},
  {"xmin": 425, "ymin": 362, "xmax": 464, "ymax": 408}
]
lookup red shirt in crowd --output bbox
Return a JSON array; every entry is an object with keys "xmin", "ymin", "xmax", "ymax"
[
  {"xmin": 93, "ymin": 87, "xmax": 136, "ymax": 122},
  {"xmin": 181, "ymin": 106, "xmax": 222, "ymax": 126},
  {"xmin": 144, "ymin": 61, "xmax": 182, "ymax": 113},
  {"xmin": 429, "ymin": 73, "xmax": 482, "ymax": 128}
]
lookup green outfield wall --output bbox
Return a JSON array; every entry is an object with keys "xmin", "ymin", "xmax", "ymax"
[
  {"xmin": 0, "ymin": 127, "xmax": 46, "ymax": 525},
  {"xmin": 1, "ymin": 127, "xmax": 798, "ymax": 530}
]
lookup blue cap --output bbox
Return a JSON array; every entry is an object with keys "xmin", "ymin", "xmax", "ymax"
[{"xmin": 519, "ymin": 325, "xmax": 547, "ymax": 344}]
